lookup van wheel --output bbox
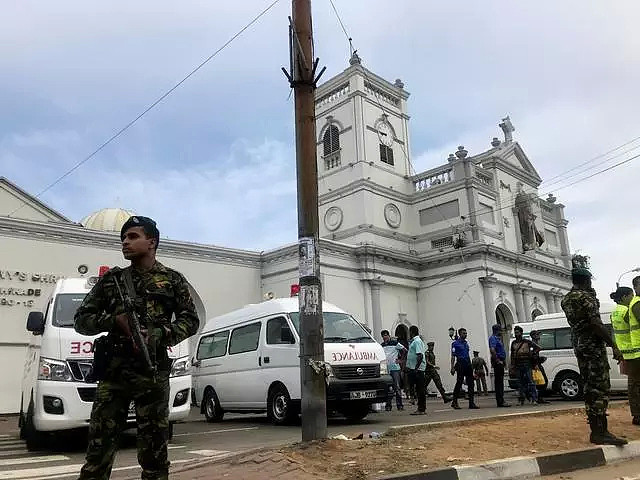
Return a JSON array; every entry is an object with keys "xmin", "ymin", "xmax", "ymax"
[
  {"xmin": 557, "ymin": 372, "xmax": 582, "ymax": 400},
  {"xmin": 341, "ymin": 403, "xmax": 370, "ymax": 422},
  {"xmin": 267, "ymin": 385, "xmax": 295, "ymax": 426},
  {"xmin": 203, "ymin": 389, "xmax": 224, "ymax": 423},
  {"xmin": 24, "ymin": 397, "xmax": 45, "ymax": 451}
]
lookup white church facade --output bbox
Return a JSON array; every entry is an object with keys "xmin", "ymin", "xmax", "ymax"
[{"xmin": 0, "ymin": 56, "xmax": 571, "ymax": 413}]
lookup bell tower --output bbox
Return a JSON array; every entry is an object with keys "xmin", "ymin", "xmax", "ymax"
[{"xmin": 315, "ymin": 53, "xmax": 413, "ymax": 246}]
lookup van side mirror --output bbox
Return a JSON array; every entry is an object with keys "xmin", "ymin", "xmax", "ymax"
[
  {"xmin": 26, "ymin": 311, "xmax": 45, "ymax": 335},
  {"xmin": 281, "ymin": 327, "xmax": 295, "ymax": 344}
]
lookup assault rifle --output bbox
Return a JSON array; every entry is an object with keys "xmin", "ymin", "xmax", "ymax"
[{"xmin": 113, "ymin": 271, "xmax": 156, "ymax": 380}]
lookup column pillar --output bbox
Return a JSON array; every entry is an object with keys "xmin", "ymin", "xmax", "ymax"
[
  {"xmin": 369, "ymin": 279, "xmax": 385, "ymax": 338},
  {"xmin": 521, "ymin": 288, "xmax": 531, "ymax": 322},
  {"xmin": 544, "ymin": 291, "xmax": 555, "ymax": 314},
  {"xmin": 479, "ymin": 276, "xmax": 498, "ymax": 328},
  {"xmin": 553, "ymin": 291, "xmax": 563, "ymax": 313},
  {"xmin": 513, "ymin": 285, "xmax": 526, "ymax": 324}
]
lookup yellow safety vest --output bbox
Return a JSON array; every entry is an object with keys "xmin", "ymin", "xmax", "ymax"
[
  {"xmin": 626, "ymin": 296, "xmax": 640, "ymax": 360},
  {"xmin": 611, "ymin": 304, "xmax": 634, "ymax": 359}
]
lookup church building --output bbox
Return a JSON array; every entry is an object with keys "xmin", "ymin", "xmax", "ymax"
[{"xmin": 0, "ymin": 55, "xmax": 572, "ymax": 413}]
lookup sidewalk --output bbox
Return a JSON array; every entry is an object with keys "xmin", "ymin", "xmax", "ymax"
[{"xmin": 165, "ymin": 403, "xmax": 640, "ymax": 480}]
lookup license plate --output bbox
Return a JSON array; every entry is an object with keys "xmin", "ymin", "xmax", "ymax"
[
  {"xmin": 349, "ymin": 390, "xmax": 377, "ymax": 400},
  {"xmin": 128, "ymin": 401, "xmax": 136, "ymax": 417}
]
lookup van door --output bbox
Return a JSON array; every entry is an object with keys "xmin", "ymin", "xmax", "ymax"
[
  {"xmin": 193, "ymin": 330, "xmax": 230, "ymax": 406},
  {"xmin": 257, "ymin": 316, "xmax": 300, "ymax": 403},
  {"xmin": 224, "ymin": 322, "xmax": 263, "ymax": 409}
]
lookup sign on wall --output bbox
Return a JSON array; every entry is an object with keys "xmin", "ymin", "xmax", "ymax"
[{"xmin": 0, "ymin": 270, "xmax": 64, "ymax": 307}]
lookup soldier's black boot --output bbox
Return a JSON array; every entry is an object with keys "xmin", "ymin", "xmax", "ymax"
[
  {"xmin": 590, "ymin": 415, "xmax": 627, "ymax": 446},
  {"xmin": 451, "ymin": 398, "xmax": 461, "ymax": 410}
]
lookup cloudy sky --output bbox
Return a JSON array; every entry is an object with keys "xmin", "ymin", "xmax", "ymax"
[{"xmin": 1, "ymin": 1, "xmax": 639, "ymax": 298}]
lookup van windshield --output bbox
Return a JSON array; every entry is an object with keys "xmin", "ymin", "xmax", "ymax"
[
  {"xmin": 53, "ymin": 294, "xmax": 86, "ymax": 327},
  {"xmin": 288, "ymin": 312, "xmax": 375, "ymax": 343}
]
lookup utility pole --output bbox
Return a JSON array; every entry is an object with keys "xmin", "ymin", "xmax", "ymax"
[{"xmin": 283, "ymin": 0, "xmax": 327, "ymax": 441}]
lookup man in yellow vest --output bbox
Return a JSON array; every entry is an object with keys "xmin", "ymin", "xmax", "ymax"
[{"xmin": 628, "ymin": 278, "xmax": 640, "ymax": 424}]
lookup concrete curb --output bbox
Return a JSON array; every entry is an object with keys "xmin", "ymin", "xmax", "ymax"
[{"xmin": 378, "ymin": 440, "xmax": 640, "ymax": 480}]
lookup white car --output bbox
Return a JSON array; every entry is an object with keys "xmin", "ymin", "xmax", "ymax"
[
  {"xmin": 509, "ymin": 304, "xmax": 626, "ymax": 400},
  {"xmin": 192, "ymin": 298, "xmax": 393, "ymax": 424}
]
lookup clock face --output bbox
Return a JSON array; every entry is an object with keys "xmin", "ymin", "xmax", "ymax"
[{"xmin": 377, "ymin": 122, "xmax": 394, "ymax": 147}]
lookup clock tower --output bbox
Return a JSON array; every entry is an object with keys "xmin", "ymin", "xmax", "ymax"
[{"xmin": 315, "ymin": 53, "xmax": 413, "ymax": 247}]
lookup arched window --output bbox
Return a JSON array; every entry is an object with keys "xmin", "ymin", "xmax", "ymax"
[
  {"xmin": 323, "ymin": 125, "xmax": 340, "ymax": 156},
  {"xmin": 531, "ymin": 309, "xmax": 543, "ymax": 321}
]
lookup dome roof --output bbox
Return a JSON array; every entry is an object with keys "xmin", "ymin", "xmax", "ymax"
[{"xmin": 81, "ymin": 208, "xmax": 136, "ymax": 232}]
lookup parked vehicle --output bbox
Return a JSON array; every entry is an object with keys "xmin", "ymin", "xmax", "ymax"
[
  {"xmin": 20, "ymin": 274, "xmax": 192, "ymax": 450},
  {"xmin": 507, "ymin": 305, "xmax": 625, "ymax": 400},
  {"xmin": 192, "ymin": 298, "xmax": 393, "ymax": 425}
]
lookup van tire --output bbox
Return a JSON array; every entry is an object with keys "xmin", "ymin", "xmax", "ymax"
[
  {"xmin": 341, "ymin": 402, "xmax": 370, "ymax": 422},
  {"xmin": 24, "ymin": 396, "xmax": 45, "ymax": 451},
  {"xmin": 203, "ymin": 389, "xmax": 224, "ymax": 423},
  {"xmin": 267, "ymin": 385, "xmax": 295, "ymax": 426},
  {"xmin": 556, "ymin": 371, "xmax": 583, "ymax": 400}
]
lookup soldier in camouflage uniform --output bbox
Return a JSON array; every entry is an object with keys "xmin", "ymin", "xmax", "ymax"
[
  {"xmin": 424, "ymin": 342, "xmax": 452, "ymax": 403},
  {"xmin": 74, "ymin": 216, "xmax": 199, "ymax": 479},
  {"xmin": 561, "ymin": 255, "xmax": 627, "ymax": 446}
]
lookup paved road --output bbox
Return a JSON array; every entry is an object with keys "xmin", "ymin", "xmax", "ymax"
[
  {"xmin": 0, "ymin": 393, "xmax": 594, "ymax": 480},
  {"xmin": 541, "ymin": 457, "xmax": 640, "ymax": 479}
]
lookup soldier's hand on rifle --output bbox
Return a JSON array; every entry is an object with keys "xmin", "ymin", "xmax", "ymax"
[{"xmin": 115, "ymin": 313, "xmax": 133, "ymax": 338}]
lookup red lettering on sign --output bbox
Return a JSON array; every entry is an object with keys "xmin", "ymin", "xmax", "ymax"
[
  {"xmin": 82, "ymin": 342, "xmax": 93, "ymax": 354},
  {"xmin": 71, "ymin": 341, "xmax": 80, "ymax": 354},
  {"xmin": 167, "ymin": 346, "xmax": 173, "ymax": 353}
]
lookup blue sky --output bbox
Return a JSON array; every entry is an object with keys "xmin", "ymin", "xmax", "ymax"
[{"xmin": 1, "ymin": 1, "xmax": 639, "ymax": 297}]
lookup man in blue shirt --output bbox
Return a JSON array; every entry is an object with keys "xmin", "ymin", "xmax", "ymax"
[
  {"xmin": 381, "ymin": 330, "xmax": 406, "ymax": 411},
  {"xmin": 450, "ymin": 328, "xmax": 478, "ymax": 410},
  {"xmin": 489, "ymin": 324, "xmax": 511, "ymax": 408},
  {"xmin": 406, "ymin": 325, "xmax": 427, "ymax": 415}
]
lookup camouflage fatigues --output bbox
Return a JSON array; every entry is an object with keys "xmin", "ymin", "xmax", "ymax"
[
  {"xmin": 561, "ymin": 287, "xmax": 610, "ymax": 418},
  {"xmin": 74, "ymin": 262, "xmax": 199, "ymax": 480},
  {"xmin": 424, "ymin": 351, "xmax": 447, "ymax": 397}
]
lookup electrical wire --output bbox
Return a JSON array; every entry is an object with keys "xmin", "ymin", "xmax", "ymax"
[{"xmin": 7, "ymin": 0, "xmax": 282, "ymax": 218}]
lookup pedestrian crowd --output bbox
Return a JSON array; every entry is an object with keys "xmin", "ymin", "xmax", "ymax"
[{"xmin": 379, "ymin": 321, "xmax": 550, "ymax": 415}]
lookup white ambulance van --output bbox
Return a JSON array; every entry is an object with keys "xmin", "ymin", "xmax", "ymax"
[
  {"xmin": 19, "ymin": 275, "xmax": 192, "ymax": 450},
  {"xmin": 508, "ymin": 303, "xmax": 626, "ymax": 400},
  {"xmin": 192, "ymin": 298, "xmax": 392, "ymax": 425}
]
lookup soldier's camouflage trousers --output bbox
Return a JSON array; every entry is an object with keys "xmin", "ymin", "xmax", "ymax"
[
  {"xmin": 78, "ymin": 371, "xmax": 170, "ymax": 480},
  {"xmin": 425, "ymin": 368, "xmax": 447, "ymax": 397},
  {"xmin": 575, "ymin": 347, "xmax": 610, "ymax": 418}
]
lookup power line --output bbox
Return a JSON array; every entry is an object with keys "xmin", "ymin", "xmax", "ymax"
[
  {"xmin": 542, "ymin": 142, "xmax": 640, "ymax": 190},
  {"xmin": 542, "ymin": 135, "xmax": 640, "ymax": 185},
  {"xmin": 8, "ymin": 0, "xmax": 282, "ymax": 218}
]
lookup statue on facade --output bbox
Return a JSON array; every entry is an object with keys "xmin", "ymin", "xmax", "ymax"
[{"xmin": 515, "ymin": 183, "xmax": 544, "ymax": 251}]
